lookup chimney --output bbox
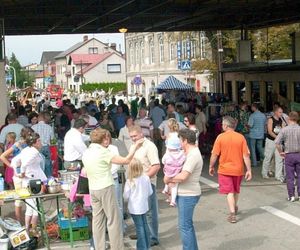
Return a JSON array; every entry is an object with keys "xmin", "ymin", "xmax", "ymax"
[
  {"xmin": 83, "ymin": 35, "xmax": 88, "ymax": 42},
  {"xmin": 110, "ymin": 43, "xmax": 117, "ymax": 51}
]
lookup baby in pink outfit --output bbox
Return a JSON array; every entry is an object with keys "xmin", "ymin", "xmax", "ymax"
[{"xmin": 162, "ymin": 135, "xmax": 186, "ymax": 206}]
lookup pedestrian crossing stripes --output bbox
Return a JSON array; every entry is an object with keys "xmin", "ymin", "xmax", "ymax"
[{"xmin": 261, "ymin": 206, "xmax": 300, "ymax": 226}]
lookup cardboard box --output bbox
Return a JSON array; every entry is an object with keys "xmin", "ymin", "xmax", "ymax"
[{"xmin": 9, "ymin": 228, "xmax": 30, "ymax": 248}]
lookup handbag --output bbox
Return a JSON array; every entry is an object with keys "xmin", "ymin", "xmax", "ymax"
[{"xmin": 76, "ymin": 175, "xmax": 89, "ymax": 194}]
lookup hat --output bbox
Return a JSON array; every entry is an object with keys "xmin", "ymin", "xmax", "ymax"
[{"xmin": 166, "ymin": 136, "xmax": 181, "ymax": 150}]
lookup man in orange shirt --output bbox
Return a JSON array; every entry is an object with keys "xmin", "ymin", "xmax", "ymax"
[{"xmin": 209, "ymin": 116, "xmax": 252, "ymax": 223}]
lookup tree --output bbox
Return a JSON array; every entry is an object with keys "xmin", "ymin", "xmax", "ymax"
[
  {"xmin": 8, "ymin": 53, "xmax": 34, "ymax": 88},
  {"xmin": 251, "ymin": 24, "xmax": 300, "ymax": 61}
]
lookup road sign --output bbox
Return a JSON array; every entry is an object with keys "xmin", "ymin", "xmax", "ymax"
[
  {"xmin": 181, "ymin": 60, "xmax": 191, "ymax": 70},
  {"xmin": 6, "ymin": 74, "xmax": 12, "ymax": 81},
  {"xmin": 133, "ymin": 75, "xmax": 142, "ymax": 85},
  {"xmin": 187, "ymin": 40, "xmax": 191, "ymax": 60}
]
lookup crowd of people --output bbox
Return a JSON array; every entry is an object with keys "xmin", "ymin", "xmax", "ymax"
[{"xmin": 0, "ymin": 91, "xmax": 299, "ymax": 250}]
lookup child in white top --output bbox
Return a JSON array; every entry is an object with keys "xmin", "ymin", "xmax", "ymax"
[
  {"xmin": 123, "ymin": 158, "xmax": 153, "ymax": 250},
  {"xmin": 162, "ymin": 135, "xmax": 186, "ymax": 206}
]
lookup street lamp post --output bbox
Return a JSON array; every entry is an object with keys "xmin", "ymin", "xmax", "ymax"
[
  {"xmin": 5, "ymin": 65, "xmax": 17, "ymax": 89},
  {"xmin": 119, "ymin": 27, "xmax": 128, "ymax": 95}
]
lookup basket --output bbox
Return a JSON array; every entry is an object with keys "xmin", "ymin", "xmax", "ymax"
[
  {"xmin": 58, "ymin": 170, "xmax": 80, "ymax": 183},
  {"xmin": 58, "ymin": 213, "xmax": 88, "ymax": 229},
  {"xmin": 59, "ymin": 227, "xmax": 89, "ymax": 241}
]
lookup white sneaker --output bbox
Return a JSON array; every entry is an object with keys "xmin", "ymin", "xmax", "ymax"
[
  {"xmin": 262, "ymin": 175, "xmax": 269, "ymax": 179},
  {"xmin": 288, "ymin": 196, "xmax": 296, "ymax": 202}
]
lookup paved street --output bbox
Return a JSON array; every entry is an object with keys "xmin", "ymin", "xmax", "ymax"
[{"xmin": 3, "ymin": 160, "xmax": 299, "ymax": 250}]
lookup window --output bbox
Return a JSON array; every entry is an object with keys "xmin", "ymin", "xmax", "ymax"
[
  {"xmin": 107, "ymin": 64, "xmax": 121, "ymax": 73},
  {"xmin": 140, "ymin": 41, "xmax": 144, "ymax": 64},
  {"xmin": 129, "ymin": 43, "xmax": 134, "ymax": 66},
  {"xmin": 191, "ymin": 40, "xmax": 197, "ymax": 58},
  {"xmin": 149, "ymin": 38, "xmax": 154, "ymax": 64},
  {"xmin": 294, "ymin": 82, "xmax": 300, "ymax": 103},
  {"xmin": 88, "ymin": 47, "xmax": 98, "ymax": 54},
  {"xmin": 169, "ymin": 43, "xmax": 175, "ymax": 60},
  {"xmin": 182, "ymin": 40, "xmax": 186, "ymax": 59},
  {"xmin": 72, "ymin": 66, "xmax": 75, "ymax": 76},
  {"xmin": 237, "ymin": 81, "xmax": 246, "ymax": 103},
  {"xmin": 200, "ymin": 32, "xmax": 207, "ymax": 59},
  {"xmin": 251, "ymin": 81, "xmax": 260, "ymax": 103},
  {"xmin": 279, "ymin": 81, "xmax": 287, "ymax": 98},
  {"xmin": 135, "ymin": 42, "xmax": 139, "ymax": 65},
  {"xmin": 159, "ymin": 38, "xmax": 164, "ymax": 63}
]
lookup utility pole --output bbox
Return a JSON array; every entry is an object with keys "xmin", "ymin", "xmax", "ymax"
[{"xmin": 217, "ymin": 30, "xmax": 223, "ymax": 93}]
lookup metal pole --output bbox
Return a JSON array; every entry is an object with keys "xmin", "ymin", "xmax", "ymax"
[
  {"xmin": 9, "ymin": 65, "xmax": 17, "ymax": 89},
  {"xmin": 217, "ymin": 30, "xmax": 223, "ymax": 93}
]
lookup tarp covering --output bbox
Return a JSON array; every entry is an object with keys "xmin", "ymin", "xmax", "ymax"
[
  {"xmin": 156, "ymin": 75, "xmax": 194, "ymax": 92},
  {"xmin": 290, "ymin": 102, "xmax": 300, "ymax": 112}
]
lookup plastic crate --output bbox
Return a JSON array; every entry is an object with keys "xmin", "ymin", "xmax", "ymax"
[
  {"xmin": 59, "ymin": 227, "xmax": 89, "ymax": 241},
  {"xmin": 58, "ymin": 170, "xmax": 79, "ymax": 183},
  {"xmin": 58, "ymin": 213, "xmax": 88, "ymax": 229}
]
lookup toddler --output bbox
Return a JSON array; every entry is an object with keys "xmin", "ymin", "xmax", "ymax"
[
  {"xmin": 123, "ymin": 158, "xmax": 153, "ymax": 250},
  {"xmin": 162, "ymin": 135, "xmax": 186, "ymax": 206}
]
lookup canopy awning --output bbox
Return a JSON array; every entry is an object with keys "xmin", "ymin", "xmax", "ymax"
[{"xmin": 156, "ymin": 76, "xmax": 194, "ymax": 92}]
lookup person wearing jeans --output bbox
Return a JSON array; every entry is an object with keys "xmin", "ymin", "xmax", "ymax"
[
  {"xmin": 248, "ymin": 103, "xmax": 266, "ymax": 167},
  {"xmin": 249, "ymin": 138, "xmax": 264, "ymax": 167},
  {"xmin": 147, "ymin": 183, "xmax": 159, "ymax": 244},
  {"xmin": 129, "ymin": 125, "xmax": 161, "ymax": 246},
  {"xmin": 165, "ymin": 129, "xmax": 203, "ymax": 250},
  {"xmin": 124, "ymin": 158, "xmax": 153, "ymax": 250}
]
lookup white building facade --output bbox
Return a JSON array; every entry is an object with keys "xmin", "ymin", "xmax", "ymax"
[
  {"xmin": 125, "ymin": 31, "xmax": 212, "ymax": 99},
  {"xmin": 55, "ymin": 36, "xmax": 125, "ymax": 92}
]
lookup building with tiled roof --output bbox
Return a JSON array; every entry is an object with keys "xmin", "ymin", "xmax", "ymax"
[
  {"xmin": 67, "ymin": 52, "xmax": 125, "ymax": 87},
  {"xmin": 55, "ymin": 35, "xmax": 124, "ymax": 92}
]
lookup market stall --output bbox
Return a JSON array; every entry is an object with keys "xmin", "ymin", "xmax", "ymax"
[{"xmin": 0, "ymin": 174, "xmax": 89, "ymax": 250}]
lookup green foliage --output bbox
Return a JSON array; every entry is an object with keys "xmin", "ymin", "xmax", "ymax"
[
  {"xmin": 192, "ymin": 59, "xmax": 217, "ymax": 73},
  {"xmin": 80, "ymin": 82, "xmax": 126, "ymax": 93},
  {"xmin": 250, "ymin": 24, "xmax": 300, "ymax": 61},
  {"xmin": 8, "ymin": 53, "xmax": 35, "ymax": 88},
  {"xmin": 192, "ymin": 58, "xmax": 218, "ymax": 82}
]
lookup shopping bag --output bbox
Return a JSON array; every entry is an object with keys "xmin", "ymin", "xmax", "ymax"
[{"xmin": 76, "ymin": 175, "xmax": 89, "ymax": 194}]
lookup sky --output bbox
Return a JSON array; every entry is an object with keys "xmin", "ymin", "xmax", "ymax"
[{"xmin": 5, "ymin": 33, "xmax": 125, "ymax": 66}]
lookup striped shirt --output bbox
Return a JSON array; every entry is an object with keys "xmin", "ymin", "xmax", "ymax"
[
  {"xmin": 32, "ymin": 121, "xmax": 54, "ymax": 146},
  {"xmin": 135, "ymin": 117, "xmax": 153, "ymax": 139},
  {"xmin": 275, "ymin": 124, "xmax": 300, "ymax": 153}
]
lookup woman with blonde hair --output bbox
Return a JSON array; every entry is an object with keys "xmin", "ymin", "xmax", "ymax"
[
  {"xmin": 167, "ymin": 118, "xmax": 179, "ymax": 137},
  {"xmin": 124, "ymin": 158, "xmax": 153, "ymax": 250}
]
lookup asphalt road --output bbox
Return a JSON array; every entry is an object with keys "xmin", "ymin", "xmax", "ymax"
[{"xmin": 2, "ymin": 160, "xmax": 298, "ymax": 250}]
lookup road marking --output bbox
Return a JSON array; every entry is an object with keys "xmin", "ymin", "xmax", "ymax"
[
  {"xmin": 200, "ymin": 176, "xmax": 219, "ymax": 189},
  {"xmin": 261, "ymin": 206, "xmax": 300, "ymax": 226}
]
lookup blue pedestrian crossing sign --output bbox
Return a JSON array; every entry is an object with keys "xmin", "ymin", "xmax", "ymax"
[{"xmin": 181, "ymin": 60, "xmax": 191, "ymax": 70}]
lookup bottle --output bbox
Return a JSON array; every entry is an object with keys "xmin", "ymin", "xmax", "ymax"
[{"xmin": 0, "ymin": 174, "xmax": 4, "ymax": 192}]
